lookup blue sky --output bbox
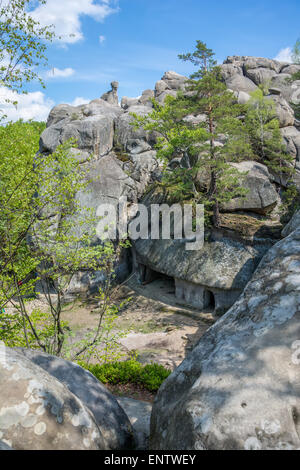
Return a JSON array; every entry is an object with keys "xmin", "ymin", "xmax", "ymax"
[{"xmin": 3, "ymin": 0, "xmax": 300, "ymax": 121}]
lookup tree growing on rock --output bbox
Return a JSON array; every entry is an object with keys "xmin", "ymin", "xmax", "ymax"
[
  {"xmin": 133, "ymin": 41, "xmax": 253, "ymax": 227},
  {"xmin": 245, "ymin": 88, "xmax": 295, "ymax": 178}
]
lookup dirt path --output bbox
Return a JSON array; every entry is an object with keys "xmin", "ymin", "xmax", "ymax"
[{"xmin": 61, "ymin": 274, "xmax": 215, "ymax": 369}]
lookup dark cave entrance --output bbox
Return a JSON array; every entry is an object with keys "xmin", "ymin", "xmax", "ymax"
[{"xmin": 204, "ymin": 289, "xmax": 216, "ymax": 310}]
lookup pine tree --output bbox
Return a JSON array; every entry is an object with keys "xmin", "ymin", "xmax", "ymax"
[{"xmin": 133, "ymin": 41, "xmax": 253, "ymax": 227}]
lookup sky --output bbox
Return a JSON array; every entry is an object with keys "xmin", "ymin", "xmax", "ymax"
[{"xmin": 2, "ymin": 0, "xmax": 300, "ymax": 121}]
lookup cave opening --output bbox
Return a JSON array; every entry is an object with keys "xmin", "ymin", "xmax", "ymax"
[{"xmin": 204, "ymin": 289, "xmax": 216, "ymax": 310}]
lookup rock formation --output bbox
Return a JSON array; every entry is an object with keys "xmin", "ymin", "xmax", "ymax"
[
  {"xmin": 37, "ymin": 55, "xmax": 300, "ymax": 311},
  {"xmin": 101, "ymin": 81, "xmax": 119, "ymax": 106},
  {"xmin": 0, "ymin": 347, "xmax": 134, "ymax": 450}
]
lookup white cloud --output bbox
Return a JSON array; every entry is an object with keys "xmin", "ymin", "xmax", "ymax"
[
  {"xmin": 69, "ymin": 97, "xmax": 90, "ymax": 106},
  {"xmin": 274, "ymin": 47, "xmax": 292, "ymax": 63},
  {"xmin": 46, "ymin": 67, "xmax": 75, "ymax": 78},
  {"xmin": 0, "ymin": 87, "xmax": 54, "ymax": 122},
  {"xmin": 99, "ymin": 35, "xmax": 106, "ymax": 44},
  {"xmin": 30, "ymin": 0, "xmax": 119, "ymax": 44}
]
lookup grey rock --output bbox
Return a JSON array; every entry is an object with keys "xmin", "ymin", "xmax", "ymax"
[
  {"xmin": 18, "ymin": 349, "xmax": 134, "ymax": 450},
  {"xmin": 117, "ymin": 397, "xmax": 152, "ymax": 450},
  {"xmin": 154, "ymin": 71, "xmax": 188, "ymax": 103},
  {"xmin": 233, "ymin": 90, "xmax": 251, "ymax": 104},
  {"xmin": 224, "ymin": 56, "xmax": 282, "ymax": 73},
  {"xmin": 266, "ymin": 94, "xmax": 295, "ymax": 128},
  {"xmin": 0, "ymin": 441, "xmax": 13, "ymax": 450},
  {"xmin": 225, "ymin": 74, "xmax": 257, "ymax": 94},
  {"xmin": 101, "ymin": 81, "xmax": 119, "ymax": 106},
  {"xmin": 115, "ymin": 105, "xmax": 154, "ymax": 150},
  {"xmin": 281, "ymin": 210, "xmax": 300, "ymax": 237},
  {"xmin": 121, "ymin": 96, "xmax": 139, "ymax": 110},
  {"xmin": 280, "ymin": 126, "xmax": 300, "ymax": 160},
  {"xmin": 245, "ymin": 67, "xmax": 276, "ymax": 86},
  {"xmin": 0, "ymin": 347, "xmax": 105, "ymax": 450},
  {"xmin": 221, "ymin": 161, "xmax": 278, "ymax": 214},
  {"xmin": 47, "ymin": 104, "xmax": 76, "ymax": 127},
  {"xmin": 150, "ymin": 226, "xmax": 300, "ymax": 450},
  {"xmin": 220, "ymin": 64, "xmax": 243, "ymax": 81},
  {"xmin": 156, "ymin": 90, "xmax": 178, "ymax": 104},
  {"xmin": 270, "ymin": 74, "xmax": 300, "ymax": 104},
  {"xmin": 280, "ymin": 64, "xmax": 300, "ymax": 75},
  {"xmin": 40, "ymin": 99, "xmax": 123, "ymax": 156}
]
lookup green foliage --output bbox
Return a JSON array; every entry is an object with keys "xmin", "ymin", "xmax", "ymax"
[
  {"xmin": 0, "ymin": 120, "xmax": 131, "ymax": 357},
  {"xmin": 63, "ymin": 287, "xmax": 132, "ymax": 363},
  {"xmin": 291, "ymin": 102, "xmax": 300, "ymax": 120},
  {"xmin": 0, "ymin": 307, "xmax": 69, "ymax": 349},
  {"xmin": 292, "ymin": 38, "xmax": 300, "ymax": 65},
  {"xmin": 80, "ymin": 360, "xmax": 172, "ymax": 392},
  {"xmin": 178, "ymin": 40, "xmax": 217, "ymax": 79},
  {"xmin": 245, "ymin": 89, "xmax": 294, "ymax": 177},
  {"xmin": 132, "ymin": 41, "xmax": 253, "ymax": 227},
  {"xmin": 0, "ymin": 0, "xmax": 56, "ymax": 93}
]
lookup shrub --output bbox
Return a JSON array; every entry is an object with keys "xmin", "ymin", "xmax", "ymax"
[{"xmin": 80, "ymin": 359, "xmax": 172, "ymax": 392}]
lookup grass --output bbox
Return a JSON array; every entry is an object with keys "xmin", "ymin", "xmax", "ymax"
[{"xmin": 80, "ymin": 359, "xmax": 172, "ymax": 392}]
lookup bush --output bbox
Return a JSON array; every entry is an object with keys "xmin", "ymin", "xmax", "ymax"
[{"xmin": 80, "ymin": 360, "xmax": 172, "ymax": 392}]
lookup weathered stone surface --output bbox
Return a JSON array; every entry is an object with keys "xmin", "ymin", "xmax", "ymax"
[
  {"xmin": 101, "ymin": 81, "xmax": 119, "ymax": 106},
  {"xmin": 154, "ymin": 71, "xmax": 188, "ymax": 103},
  {"xmin": 281, "ymin": 126, "xmax": 300, "ymax": 160},
  {"xmin": 121, "ymin": 96, "xmax": 139, "ymax": 110},
  {"xmin": 225, "ymin": 74, "xmax": 257, "ymax": 94},
  {"xmin": 282, "ymin": 210, "xmax": 300, "ymax": 237},
  {"xmin": 270, "ymin": 74, "xmax": 300, "ymax": 104},
  {"xmin": 115, "ymin": 105, "xmax": 154, "ymax": 150},
  {"xmin": 40, "ymin": 99, "xmax": 123, "ymax": 156},
  {"xmin": 0, "ymin": 347, "xmax": 105, "ymax": 450},
  {"xmin": 224, "ymin": 56, "xmax": 282, "ymax": 73},
  {"xmin": 281, "ymin": 64, "xmax": 300, "ymax": 75},
  {"xmin": 134, "ymin": 235, "xmax": 269, "ymax": 295},
  {"xmin": 150, "ymin": 227, "xmax": 300, "ymax": 450},
  {"xmin": 221, "ymin": 161, "xmax": 278, "ymax": 214},
  {"xmin": 245, "ymin": 67, "xmax": 276, "ymax": 86},
  {"xmin": 17, "ymin": 349, "xmax": 134, "ymax": 450},
  {"xmin": 266, "ymin": 95, "xmax": 295, "ymax": 128},
  {"xmin": 0, "ymin": 440, "xmax": 13, "ymax": 450},
  {"xmin": 220, "ymin": 64, "xmax": 243, "ymax": 80},
  {"xmin": 233, "ymin": 90, "xmax": 251, "ymax": 104},
  {"xmin": 117, "ymin": 397, "xmax": 152, "ymax": 450}
]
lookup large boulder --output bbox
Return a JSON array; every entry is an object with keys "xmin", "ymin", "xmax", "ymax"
[
  {"xmin": 281, "ymin": 210, "xmax": 300, "ymax": 237},
  {"xmin": 270, "ymin": 75, "xmax": 300, "ymax": 104},
  {"xmin": 221, "ymin": 161, "xmax": 278, "ymax": 214},
  {"xmin": 40, "ymin": 99, "xmax": 123, "ymax": 156},
  {"xmin": 266, "ymin": 94, "xmax": 295, "ymax": 128},
  {"xmin": 245, "ymin": 67, "xmax": 276, "ymax": 86},
  {"xmin": 115, "ymin": 105, "xmax": 155, "ymax": 150},
  {"xmin": 101, "ymin": 81, "xmax": 119, "ymax": 106},
  {"xmin": 225, "ymin": 74, "xmax": 257, "ymax": 94},
  {"xmin": 150, "ymin": 226, "xmax": 300, "ymax": 450},
  {"xmin": 117, "ymin": 397, "xmax": 152, "ymax": 450},
  {"xmin": 134, "ymin": 230, "xmax": 272, "ymax": 315},
  {"xmin": 154, "ymin": 71, "xmax": 188, "ymax": 103},
  {"xmin": 17, "ymin": 349, "xmax": 134, "ymax": 450},
  {"xmin": 0, "ymin": 347, "xmax": 105, "ymax": 450},
  {"xmin": 281, "ymin": 127, "xmax": 300, "ymax": 160}
]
